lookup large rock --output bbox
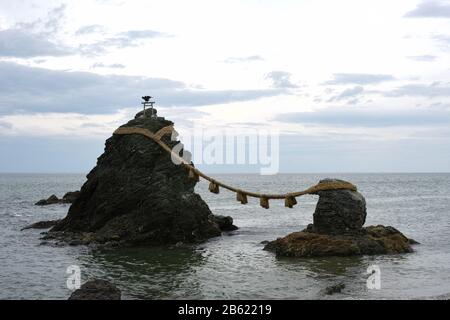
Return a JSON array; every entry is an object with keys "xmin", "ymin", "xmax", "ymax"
[
  {"xmin": 68, "ymin": 279, "xmax": 121, "ymax": 300},
  {"xmin": 264, "ymin": 178, "xmax": 417, "ymax": 257},
  {"xmin": 313, "ymin": 179, "xmax": 366, "ymax": 234},
  {"xmin": 48, "ymin": 110, "xmax": 228, "ymax": 245}
]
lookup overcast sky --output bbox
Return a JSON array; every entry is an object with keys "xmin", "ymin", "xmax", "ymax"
[{"xmin": 1, "ymin": 0, "xmax": 450, "ymax": 173}]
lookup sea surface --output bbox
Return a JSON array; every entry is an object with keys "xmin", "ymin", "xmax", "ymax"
[{"xmin": 0, "ymin": 173, "xmax": 450, "ymax": 300}]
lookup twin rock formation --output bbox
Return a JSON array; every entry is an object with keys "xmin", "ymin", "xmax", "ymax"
[{"xmin": 36, "ymin": 110, "xmax": 416, "ymax": 257}]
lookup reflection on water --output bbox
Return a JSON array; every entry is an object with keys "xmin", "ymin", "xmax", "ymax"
[
  {"xmin": 1, "ymin": 173, "xmax": 450, "ymax": 299},
  {"xmin": 81, "ymin": 246, "xmax": 205, "ymax": 299}
]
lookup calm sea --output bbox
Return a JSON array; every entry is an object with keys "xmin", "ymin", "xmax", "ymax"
[{"xmin": 0, "ymin": 173, "xmax": 449, "ymax": 299}]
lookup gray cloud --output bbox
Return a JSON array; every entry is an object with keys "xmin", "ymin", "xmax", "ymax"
[
  {"xmin": 265, "ymin": 71, "xmax": 298, "ymax": 89},
  {"xmin": 222, "ymin": 55, "xmax": 264, "ymax": 63},
  {"xmin": 0, "ymin": 4, "xmax": 73, "ymax": 58},
  {"xmin": 0, "ymin": 120, "xmax": 12, "ymax": 130},
  {"xmin": 79, "ymin": 29, "xmax": 169, "ymax": 55},
  {"xmin": 15, "ymin": 4, "xmax": 66, "ymax": 36},
  {"xmin": 91, "ymin": 62, "xmax": 125, "ymax": 69},
  {"xmin": 385, "ymin": 82, "xmax": 450, "ymax": 97},
  {"xmin": 275, "ymin": 107, "xmax": 450, "ymax": 127},
  {"xmin": 324, "ymin": 73, "xmax": 396, "ymax": 85},
  {"xmin": 404, "ymin": 1, "xmax": 450, "ymax": 18},
  {"xmin": 406, "ymin": 55, "xmax": 438, "ymax": 61},
  {"xmin": 0, "ymin": 28, "xmax": 72, "ymax": 58},
  {"xmin": 327, "ymin": 86, "xmax": 364, "ymax": 103},
  {"xmin": 0, "ymin": 62, "xmax": 284, "ymax": 115},
  {"xmin": 76, "ymin": 24, "xmax": 105, "ymax": 35}
]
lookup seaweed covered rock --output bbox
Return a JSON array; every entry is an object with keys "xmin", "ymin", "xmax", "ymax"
[
  {"xmin": 48, "ymin": 110, "xmax": 228, "ymax": 245},
  {"xmin": 264, "ymin": 225, "xmax": 415, "ymax": 257},
  {"xmin": 264, "ymin": 179, "xmax": 417, "ymax": 257}
]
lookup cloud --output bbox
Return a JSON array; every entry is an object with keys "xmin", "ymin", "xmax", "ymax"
[
  {"xmin": 15, "ymin": 4, "xmax": 66, "ymax": 36},
  {"xmin": 385, "ymin": 82, "xmax": 450, "ymax": 97},
  {"xmin": 76, "ymin": 24, "xmax": 105, "ymax": 35},
  {"xmin": 0, "ymin": 62, "xmax": 284, "ymax": 115},
  {"xmin": 222, "ymin": 55, "xmax": 264, "ymax": 63},
  {"xmin": 275, "ymin": 107, "xmax": 450, "ymax": 127},
  {"xmin": 404, "ymin": 1, "xmax": 450, "ymax": 18},
  {"xmin": 79, "ymin": 29, "xmax": 170, "ymax": 55},
  {"xmin": 406, "ymin": 55, "xmax": 438, "ymax": 61},
  {"xmin": 0, "ymin": 120, "xmax": 12, "ymax": 130},
  {"xmin": 265, "ymin": 71, "xmax": 299, "ymax": 89},
  {"xmin": 327, "ymin": 86, "xmax": 364, "ymax": 103},
  {"xmin": 0, "ymin": 4, "xmax": 73, "ymax": 58},
  {"xmin": 91, "ymin": 62, "xmax": 125, "ymax": 69},
  {"xmin": 0, "ymin": 28, "xmax": 73, "ymax": 58},
  {"xmin": 324, "ymin": 73, "xmax": 396, "ymax": 85}
]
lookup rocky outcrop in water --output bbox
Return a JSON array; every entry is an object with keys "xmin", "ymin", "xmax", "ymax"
[
  {"xmin": 68, "ymin": 279, "xmax": 121, "ymax": 300},
  {"xmin": 21, "ymin": 219, "xmax": 60, "ymax": 231},
  {"xmin": 264, "ymin": 179, "xmax": 417, "ymax": 257},
  {"xmin": 44, "ymin": 110, "xmax": 235, "ymax": 246},
  {"xmin": 35, "ymin": 191, "xmax": 80, "ymax": 206}
]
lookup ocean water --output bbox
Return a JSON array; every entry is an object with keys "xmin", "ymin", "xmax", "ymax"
[{"xmin": 0, "ymin": 173, "xmax": 450, "ymax": 300}]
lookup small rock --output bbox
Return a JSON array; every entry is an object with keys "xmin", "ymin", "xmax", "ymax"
[
  {"xmin": 68, "ymin": 279, "xmax": 121, "ymax": 300},
  {"xmin": 213, "ymin": 215, "xmax": 238, "ymax": 231},
  {"xmin": 21, "ymin": 220, "xmax": 60, "ymax": 231},
  {"xmin": 325, "ymin": 283, "xmax": 345, "ymax": 295}
]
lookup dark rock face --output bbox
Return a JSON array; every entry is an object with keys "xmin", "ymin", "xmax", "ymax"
[
  {"xmin": 313, "ymin": 179, "xmax": 366, "ymax": 234},
  {"xmin": 68, "ymin": 279, "xmax": 121, "ymax": 300},
  {"xmin": 62, "ymin": 191, "xmax": 81, "ymax": 203},
  {"xmin": 49, "ymin": 112, "xmax": 225, "ymax": 245},
  {"xmin": 264, "ymin": 178, "xmax": 417, "ymax": 258}
]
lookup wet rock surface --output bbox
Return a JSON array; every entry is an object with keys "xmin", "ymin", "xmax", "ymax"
[
  {"xmin": 68, "ymin": 279, "xmax": 121, "ymax": 300},
  {"xmin": 265, "ymin": 179, "xmax": 417, "ymax": 257},
  {"xmin": 42, "ymin": 111, "xmax": 233, "ymax": 246}
]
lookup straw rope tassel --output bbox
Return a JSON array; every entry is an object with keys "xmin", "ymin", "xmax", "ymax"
[
  {"xmin": 260, "ymin": 196, "xmax": 269, "ymax": 209},
  {"xmin": 284, "ymin": 195, "xmax": 297, "ymax": 208},
  {"xmin": 208, "ymin": 181, "xmax": 220, "ymax": 194},
  {"xmin": 236, "ymin": 191, "xmax": 248, "ymax": 204},
  {"xmin": 188, "ymin": 167, "xmax": 199, "ymax": 182}
]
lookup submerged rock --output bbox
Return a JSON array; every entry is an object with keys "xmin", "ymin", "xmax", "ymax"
[
  {"xmin": 264, "ymin": 179, "xmax": 417, "ymax": 258},
  {"xmin": 68, "ymin": 279, "xmax": 121, "ymax": 300},
  {"xmin": 325, "ymin": 283, "xmax": 345, "ymax": 295},
  {"xmin": 46, "ymin": 110, "xmax": 230, "ymax": 246}
]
